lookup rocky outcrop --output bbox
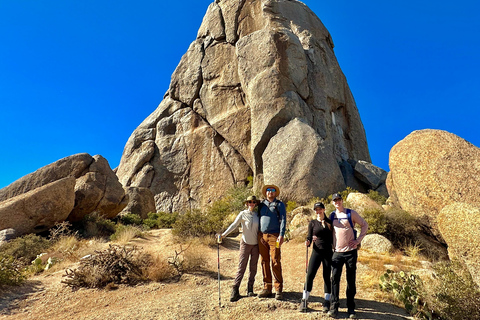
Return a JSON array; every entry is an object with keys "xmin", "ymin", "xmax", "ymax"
[
  {"xmin": 387, "ymin": 129, "xmax": 480, "ymax": 241},
  {"xmin": 354, "ymin": 161, "xmax": 388, "ymax": 197},
  {"xmin": 120, "ymin": 187, "xmax": 156, "ymax": 219},
  {"xmin": 361, "ymin": 234, "xmax": 393, "ymax": 254},
  {"xmin": 0, "ymin": 154, "xmax": 128, "ymax": 235},
  {"xmin": 116, "ymin": 0, "xmax": 371, "ymax": 212},
  {"xmin": 438, "ymin": 202, "xmax": 480, "ymax": 287},
  {"xmin": 346, "ymin": 192, "xmax": 384, "ymax": 215},
  {"xmin": 0, "ymin": 177, "xmax": 76, "ymax": 236}
]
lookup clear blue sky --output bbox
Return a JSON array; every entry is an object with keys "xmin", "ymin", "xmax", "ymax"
[{"xmin": 1, "ymin": 0, "xmax": 479, "ymax": 189}]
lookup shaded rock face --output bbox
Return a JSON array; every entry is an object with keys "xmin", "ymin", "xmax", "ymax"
[
  {"xmin": 0, "ymin": 177, "xmax": 76, "ymax": 236},
  {"xmin": 438, "ymin": 203, "xmax": 480, "ymax": 287},
  {"xmin": 0, "ymin": 153, "xmax": 128, "ymax": 235},
  {"xmin": 387, "ymin": 129, "xmax": 480, "ymax": 242},
  {"xmin": 117, "ymin": 0, "xmax": 370, "ymax": 212},
  {"xmin": 120, "ymin": 187, "xmax": 156, "ymax": 219}
]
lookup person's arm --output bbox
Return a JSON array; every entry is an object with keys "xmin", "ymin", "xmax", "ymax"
[
  {"xmin": 349, "ymin": 210, "xmax": 368, "ymax": 246},
  {"xmin": 306, "ymin": 220, "xmax": 313, "ymax": 247},
  {"xmin": 221, "ymin": 212, "xmax": 243, "ymax": 238},
  {"xmin": 277, "ymin": 201, "xmax": 287, "ymax": 245}
]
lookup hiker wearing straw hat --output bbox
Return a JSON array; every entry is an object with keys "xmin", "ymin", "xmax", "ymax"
[
  {"xmin": 257, "ymin": 184, "xmax": 286, "ymax": 300},
  {"xmin": 218, "ymin": 195, "xmax": 260, "ymax": 301}
]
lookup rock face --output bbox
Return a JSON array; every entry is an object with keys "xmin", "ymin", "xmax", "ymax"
[
  {"xmin": 438, "ymin": 203, "xmax": 480, "ymax": 287},
  {"xmin": 387, "ymin": 129, "xmax": 480, "ymax": 241},
  {"xmin": 0, "ymin": 177, "xmax": 76, "ymax": 236},
  {"xmin": 361, "ymin": 234, "xmax": 393, "ymax": 254},
  {"xmin": 116, "ymin": 0, "xmax": 371, "ymax": 212},
  {"xmin": 120, "ymin": 187, "xmax": 157, "ymax": 219},
  {"xmin": 0, "ymin": 153, "xmax": 128, "ymax": 235}
]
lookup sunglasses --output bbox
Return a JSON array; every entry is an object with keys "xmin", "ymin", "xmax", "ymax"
[
  {"xmin": 247, "ymin": 201, "xmax": 257, "ymax": 204},
  {"xmin": 266, "ymin": 188, "xmax": 276, "ymax": 192},
  {"xmin": 333, "ymin": 198, "xmax": 342, "ymax": 202}
]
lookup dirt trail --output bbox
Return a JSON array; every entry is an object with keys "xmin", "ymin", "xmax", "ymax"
[{"xmin": 0, "ymin": 230, "xmax": 413, "ymax": 320}]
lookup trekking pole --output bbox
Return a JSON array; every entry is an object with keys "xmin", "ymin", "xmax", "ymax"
[
  {"xmin": 305, "ymin": 245, "xmax": 309, "ymax": 290},
  {"xmin": 217, "ymin": 234, "xmax": 222, "ymax": 308}
]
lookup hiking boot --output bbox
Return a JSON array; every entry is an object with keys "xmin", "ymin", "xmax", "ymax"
[
  {"xmin": 230, "ymin": 286, "xmax": 240, "ymax": 302},
  {"xmin": 322, "ymin": 300, "xmax": 331, "ymax": 313},
  {"xmin": 247, "ymin": 285, "xmax": 255, "ymax": 297},
  {"xmin": 275, "ymin": 291, "xmax": 283, "ymax": 300},
  {"xmin": 348, "ymin": 310, "xmax": 356, "ymax": 318},
  {"xmin": 327, "ymin": 308, "xmax": 338, "ymax": 318},
  {"xmin": 298, "ymin": 299, "xmax": 308, "ymax": 312},
  {"xmin": 258, "ymin": 289, "xmax": 272, "ymax": 298}
]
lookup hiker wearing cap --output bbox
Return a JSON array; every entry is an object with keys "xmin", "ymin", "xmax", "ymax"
[
  {"xmin": 218, "ymin": 195, "xmax": 260, "ymax": 301},
  {"xmin": 257, "ymin": 184, "xmax": 286, "ymax": 300},
  {"xmin": 299, "ymin": 202, "xmax": 334, "ymax": 313},
  {"xmin": 327, "ymin": 193, "xmax": 368, "ymax": 319}
]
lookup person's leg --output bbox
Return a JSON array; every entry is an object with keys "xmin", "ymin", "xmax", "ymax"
[
  {"xmin": 269, "ymin": 233, "xmax": 283, "ymax": 293},
  {"xmin": 322, "ymin": 249, "xmax": 333, "ymax": 295},
  {"xmin": 233, "ymin": 240, "xmax": 248, "ymax": 288},
  {"xmin": 305, "ymin": 249, "xmax": 321, "ymax": 293},
  {"xmin": 258, "ymin": 232, "xmax": 273, "ymax": 294},
  {"xmin": 345, "ymin": 250, "xmax": 358, "ymax": 313},
  {"xmin": 247, "ymin": 243, "xmax": 259, "ymax": 293},
  {"xmin": 330, "ymin": 252, "xmax": 345, "ymax": 311}
]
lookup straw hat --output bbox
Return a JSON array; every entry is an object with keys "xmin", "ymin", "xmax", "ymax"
[
  {"xmin": 243, "ymin": 195, "xmax": 260, "ymax": 205},
  {"xmin": 261, "ymin": 184, "xmax": 280, "ymax": 198}
]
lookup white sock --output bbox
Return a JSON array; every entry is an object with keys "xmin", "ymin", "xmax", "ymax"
[
  {"xmin": 325, "ymin": 293, "xmax": 331, "ymax": 301},
  {"xmin": 302, "ymin": 290, "xmax": 310, "ymax": 300}
]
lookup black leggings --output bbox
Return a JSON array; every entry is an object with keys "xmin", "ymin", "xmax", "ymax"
[{"xmin": 305, "ymin": 247, "xmax": 332, "ymax": 293}]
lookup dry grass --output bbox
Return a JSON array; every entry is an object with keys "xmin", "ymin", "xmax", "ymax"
[
  {"xmin": 142, "ymin": 251, "xmax": 175, "ymax": 282},
  {"xmin": 112, "ymin": 225, "xmax": 144, "ymax": 244}
]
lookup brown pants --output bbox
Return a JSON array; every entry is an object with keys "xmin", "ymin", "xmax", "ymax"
[
  {"xmin": 234, "ymin": 239, "xmax": 259, "ymax": 288},
  {"xmin": 258, "ymin": 232, "xmax": 283, "ymax": 292}
]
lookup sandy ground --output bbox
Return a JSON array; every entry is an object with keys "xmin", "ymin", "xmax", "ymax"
[{"xmin": 0, "ymin": 229, "xmax": 413, "ymax": 320}]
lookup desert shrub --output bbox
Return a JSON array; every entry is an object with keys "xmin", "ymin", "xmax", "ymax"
[
  {"xmin": 285, "ymin": 200, "xmax": 298, "ymax": 213},
  {"xmin": 76, "ymin": 212, "xmax": 117, "ymax": 238},
  {"xmin": 167, "ymin": 244, "xmax": 207, "ymax": 275},
  {"xmin": 143, "ymin": 252, "xmax": 175, "ymax": 281},
  {"xmin": 144, "ymin": 211, "xmax": 179, "ymax": 229},
  {"xmin": 62, "ymin": 245, "xmax": 148, "ymax": 289},
  {"xmin": 119, "ymin": 213, "xmax": 143, "ymax": 226},
  {"xmin": 172, "ymin": 206, "xmax": 229, "ymax": 238},
  {"xmin": 383, "ymin": 208, "xmax": 418, "ymax": 248},
  {"xmin": 110, "ymin": 225, "xmax": 144, "ymax": 243},
  {"xmin": 427, "ymin": 260, "xmax": 480, "ymax": 320},
  {"xmin": 367, "ymin": 189, "xmax": 387, "ymax": 205},
  {"xmin": 0, "ymin": 254, "xmax": 25, "ymax": 286},
  {"xmin": 0, "ymin": 233, "xmax": 51, "ymax": 267},
  {"xmin": 223, "ymin": 184, "xmax": 254, "ymax": 213},
  {"xmin": 49, "ymin": 221, "xmax": 77, "ymax": 242},
  {"xmin": 380, "ymin": 269, "xmax": 432, "ymax": 319},
  {"xmin": 362, "ymin": 208, "xmax": 387, "ymax": 234}
]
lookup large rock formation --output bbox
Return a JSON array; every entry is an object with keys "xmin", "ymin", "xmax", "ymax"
[
  {"xmin": 438, "ymin": 202, "xmax": 480, "ymax": 287},
  {"xmin": 0, "ymin": 153, "xmax": 128, "ymax": 235},
  {"xmin": 116, "ymin": 0, "xmax": 371, "ymax": 212},
  {"xmin": 387, "ymin": 129, "xmax": 480, "ymax": 241}
]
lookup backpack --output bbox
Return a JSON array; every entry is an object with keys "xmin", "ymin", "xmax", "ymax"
[{"xmin": 329, "ymin": 209, "xmax": 361, "ymax": 249}]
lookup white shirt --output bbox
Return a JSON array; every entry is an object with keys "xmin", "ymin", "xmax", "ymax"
[{"xmin": 222, "ymin": 209, "xmax": 259, "ymax": 245}]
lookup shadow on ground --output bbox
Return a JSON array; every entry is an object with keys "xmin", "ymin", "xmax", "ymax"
[{"xmin": 0, "ymin": 280, "xmax": 44, "ymax": 315}]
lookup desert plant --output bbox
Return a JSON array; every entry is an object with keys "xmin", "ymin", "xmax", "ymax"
[
  {"xmin": 0, "ymin": 233, "xmax": 51, "ymax": 267},
  {"xmin": 62, "ymin": 244, "xmax": 148, "ymax": 289},
  {"xmin": 285, "ymin": 200, "xmax": 298, "ymax": 213},
  {"xmin": 49, "ymin": 221, "xmax": 77, "ymax": 242},
  {"xmin": 144, "ymin": 211, "xmax": 179, "ymax": 229},
  {"xmin": 383, "ymin": 208, "xmax": 418, "ymax": 247},
  {"xmin": 362, "ymin": 208, "xmax": 387, "ymax": 234},
  {"xmin": 76, "ymin": 212, "xmax": 117, "ymax": 238},
  {"xmin": 426, "ymin": 260, "xmax": 480, "ymax": 320},
  {"xmin": 379, "ymin": 269, "xmax": 432, "ymax": 319},
  {"xmin": 110, "ymin": 225, "xmax": 144, "ymax": 243},
  {"xmin": 0, "ymin": 254, "xmax": 25, "ymax": 286},
  {"xmin": 143, "ymin": 252, "xmax": 175, "ymax": 281},
  {"xmin": 119, "ymin": 213, "xmax": 143, "ymax": 226},
  {"xmin": 367, "ymin": 189, "xmax": 387, "ymax": 205},
  {"xmin": 167, "ymin": 244, "xmax": 207, "ymax": 275}
]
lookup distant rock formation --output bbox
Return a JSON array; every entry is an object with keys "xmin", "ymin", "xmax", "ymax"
[
  {"xmin": 0, "ymin": 153, "xmax": 128, "ymax": 236},
  {"xmin": 116, "ymin": 0, "xmax": 371, "ymax": 212},
  {"xmin": 387, "ymin": 129, "xmax": 480, "ymax": 242}
]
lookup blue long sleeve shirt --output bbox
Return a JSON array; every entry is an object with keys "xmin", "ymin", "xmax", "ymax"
[{"xmin": 258, "ymin": 199, "xmax": 287, "ymax": 236}]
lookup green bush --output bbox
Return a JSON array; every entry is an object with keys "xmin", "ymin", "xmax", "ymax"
[
  {"xmin": 367, "ymin": 189, "xmax": 387, "ymax": 205},
  {"xmin": 429, "ymin": 260, "xmax": 480, "ymax": 320},
  {"xmin": 0, "ymin": 233, "xmax": 51, "ymax": 267},
  {"xmin": 119, "ymin": 213, "xmax": 143, "ymax": 226},
  {"xmin": 154, "ymin": 212, "xmax": 179, "ymax": 229},
  {"xmin": 383, "ymin": 208, "xmax": 419, "ymax": 248},
  {"xmin": 285, "ymin": 200, "xmax": 298, "ymax": 213},
  {"xmin": 0, "ymin": 254, "xmax": 25, "ymax": 286},
  {"xmin": 362, "ymin": 208, "xmax": 387, "ymax": 234},
  {"xmin": 380, "ymin": 269, "xmax": 432, "ymax": 319},
  {"xmin": 76, "ymin": 212, "xmax": 117, "ymax": 238}
]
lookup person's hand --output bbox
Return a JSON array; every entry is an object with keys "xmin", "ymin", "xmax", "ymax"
[
  {"xmin": 305, "ymin": 240, "xmax": 310, "ymax": 247},
  {"xmin": 312, "ymin": 235, "xmax": 318, "ymax": 241},
  {"xmin": 277, "ymin": 235, "xmax": 284, "ymax": 246},
  {"xmin": 349, "ymin": 239, "xmax": 359, "ymax": 248}
]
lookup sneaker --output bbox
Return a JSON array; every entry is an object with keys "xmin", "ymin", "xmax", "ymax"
[
  {"xmin": 327, "ymin": 309, "xmax": 338, "ymax": 318},
  {"xmin": 275, "ymin": 291, "xmax": 283, "ymax": 300},
  {"xmin": 247, "ymin": 285, "xmax": 255, "ymax": 297},
  {"xmin": 298, "ymin": 299, "xmax": 307, "ymax": 312},
  {"xmin": 230, "ymin": 286, "xmax": 240, "ymax": 302},
  {"xmin": 258, "ymin": 289, "xmax": 272, "ymax": 298},
  {"xmin": 348, "ymin": 311, "xmax": 356, "ymax": 318},
  {"xmin": 322, "ymin": 300, "xmax": 330, "ymax": 313}
]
